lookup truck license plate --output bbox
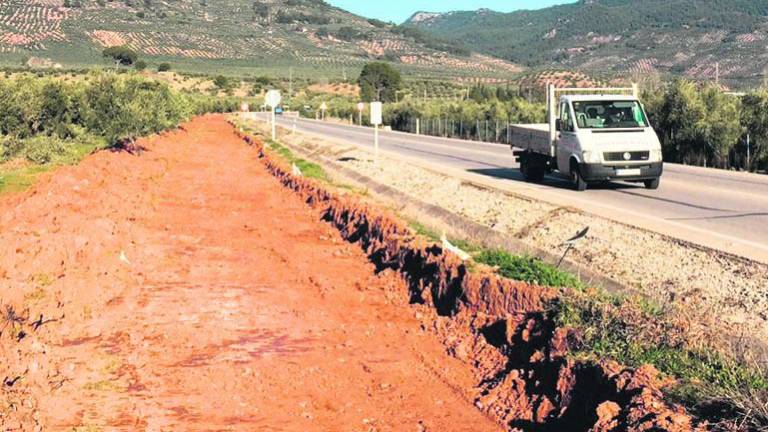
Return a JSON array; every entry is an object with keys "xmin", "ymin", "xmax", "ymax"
[{"xmin": 616, "ymin": 168, "xmax": 641, "ymax": 176}]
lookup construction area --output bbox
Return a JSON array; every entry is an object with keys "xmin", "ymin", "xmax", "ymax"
[{"xmin": 0, "ymin": 115, "xmax": 758, "ymax": 431}]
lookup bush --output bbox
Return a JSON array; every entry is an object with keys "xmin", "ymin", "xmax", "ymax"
[
  {"xmin": 134, "ymin": 60, "xmax": 148, "ymax": 71},
  {"xmin": 0, "ymin": 72, "xmax": 242, "ymax": 165},
  {"xmin": 157, "ymin": 62, "xmax": 172, "ymax": 72},
  {"xmin": 102, "ymin": 46, "xmax": 138, "ymax": 67}
]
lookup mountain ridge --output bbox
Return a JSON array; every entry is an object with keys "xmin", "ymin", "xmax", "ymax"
[{"xmin": 405, "ymin": 0, "xmax": 768, "ymax": 87}]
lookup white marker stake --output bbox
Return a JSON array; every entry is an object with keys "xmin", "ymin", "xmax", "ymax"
[
  {"xmin": 370, "ymin": 101, "xmax": 383, "ymax": 164},
  {"xmin": 265, "ymin": 89, "xmax": 282, "ymax": 141},
  {"xmin": 357, "ymin": 102, "xmax": 364, "ymax": 126}
]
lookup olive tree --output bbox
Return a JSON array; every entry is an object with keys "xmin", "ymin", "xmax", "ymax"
[
  {"xmin": 741, "ymin": 90, "xmax": 768, "ymax": 172},
  {"xmin": 102, "ymin": 46, "xmax": 139, "ymax": 68},
  {"xmin": 358, "ymin": 62, "xmax": 402, "ymax": 103}
]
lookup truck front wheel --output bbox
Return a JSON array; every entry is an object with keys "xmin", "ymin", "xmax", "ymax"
[
  {"xmin": 644, "ymin": 177, "xmax": 660, "ymax": 190},
  {"xmin": 570, "ymin": 162, "xmax": 588, "ymax": 191}
]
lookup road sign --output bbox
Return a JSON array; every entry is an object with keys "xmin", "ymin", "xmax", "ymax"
[
  {"xmin": 265, "ymin": 90, "xmax": 282, "ymax": 108},
  {"xmin": 320, "ymin": 102, "xmax": 328, "ymax": 111},
  {"xmin": 370, "ymin": 102, "xmax": 383, "ymax": 162},
  {"xmin": 265, "ymin": 90, "xmax": 281, "ymax": 141},
  {"xmin": 357, "ymin": 102, "xmax": 365, "ymax": 112},
  {"xmin": 370, "ymin": 102, "xmax": 382, "ymax": 126},
  {"xmin": 240, "ymin": 102, "xmax": 250, "ymax": 112}
]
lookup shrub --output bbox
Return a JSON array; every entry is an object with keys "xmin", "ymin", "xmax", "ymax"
[
  {"xmin": 157, "ymin": 62, "xmax": 172, "ymax": 72},
  {"xmin": 102, "ymin": 46, "xmax": 139, "ymax": 67},
  {"xmin": 0, "ymin": 73, "xmax": 242, "ymax": 165}
]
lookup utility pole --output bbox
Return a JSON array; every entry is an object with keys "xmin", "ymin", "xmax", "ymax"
[
  {"xmin": 747, "ymin": 132, "xmax": 751, "ymax": 171},
  {"xmin": 289, "ymin": 67, "xmax": 293, "ymax": 99}
]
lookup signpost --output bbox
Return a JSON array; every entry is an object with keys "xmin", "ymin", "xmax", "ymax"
[
  {"xmin": 357, "ymin": 102, "xmax": 365, "ymax": 126},
  {"xmin": 265, "ymin": 89, "xmax": 282, "ymax": 141},
  {"xmin": 370, "ymin": 101, "xmax": 382, "ymax": 162},
  {"xmin": 320, "ymin": 102, "xmax": 328, "ymax": 121}
]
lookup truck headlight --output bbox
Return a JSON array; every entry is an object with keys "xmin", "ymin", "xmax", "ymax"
[
  {"xmin": 650, "ymin": 149, "xmax": 663, "ymax": 162},
  {"xmin": 582, "ymin": 151, "xmax": 601, "ymax": 164}
]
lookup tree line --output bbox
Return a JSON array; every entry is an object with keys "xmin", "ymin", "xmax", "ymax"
[
  {"xmin": 387, "ymin": 78, "xmax": 768, "ymax": 172},
  {"xmin": 0, "ymin": 72, "xmax": 242, "ymax": 165},
  {"xmin": 644, "ymin": 79, "xmax": 768, "ymax": 172},
  {"xmin": 360, "ymin": 62, "xmax": 768, "ymax": 172}
]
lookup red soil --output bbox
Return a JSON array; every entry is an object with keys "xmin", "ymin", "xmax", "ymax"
[
  {"xmin": 0, "ymin": 115, "xmax": 501, "ymax": 431},
  {"xmin": 249, "ymin": 126, "xmax": 706, "ymax": 432}
]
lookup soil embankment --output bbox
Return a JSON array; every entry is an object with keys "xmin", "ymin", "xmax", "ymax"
[{"xmin": 0, "ymin": 115, "xmax": 500, "ymax": 431}]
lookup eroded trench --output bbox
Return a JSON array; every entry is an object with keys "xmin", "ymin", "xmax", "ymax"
[{"xmin": 238, "ymin": 130, "xmax": 705, "ymax": 432}]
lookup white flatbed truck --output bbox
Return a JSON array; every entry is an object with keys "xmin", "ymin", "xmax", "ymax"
[{"xmin": 511, "ymin": 84, "xmax": 663, "ymax": 191}]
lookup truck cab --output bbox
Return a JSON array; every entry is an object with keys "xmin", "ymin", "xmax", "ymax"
[{"xmin": 512, "ymin": 85, "xmax": 663, "ymax": 191}]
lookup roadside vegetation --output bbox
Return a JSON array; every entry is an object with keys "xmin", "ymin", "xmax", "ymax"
[
  {"xmin": 265, "ymin": 140, "xmax": 328, "ymax": 182},
  {"xmin": 0, "ymin": 71, "xmax": 243, "ymax": 193},
  {"xmin": 407, "ymin": 217, "xmax": 767, "ymax": 430},
  {"xmin": 554, "ymin": 287, "xmax": 768, "ymax": 431},
  {"xmin": 643, "ymin": 79, "xmax": 768, "ymax": 172}
]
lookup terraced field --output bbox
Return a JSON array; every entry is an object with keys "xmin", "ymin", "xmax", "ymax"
[{"xmin": 0, "ymin": 0, "xmax": 522, "ymax": 79}]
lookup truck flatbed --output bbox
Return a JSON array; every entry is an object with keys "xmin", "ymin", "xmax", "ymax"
[{"xmin": 509, "ymin": 123, "xmax": 552, "ymax": 156}]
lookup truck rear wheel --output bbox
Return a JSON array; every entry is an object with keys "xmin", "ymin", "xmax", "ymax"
[
  {"xmin": 644, "ymin": 177, "xmax": 660, "ymax": 190},
  {"xmin": 521, "ymin": 153, "xmax": 545, "ymax": 182}
]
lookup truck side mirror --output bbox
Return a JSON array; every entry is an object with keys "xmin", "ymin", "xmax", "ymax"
[{"xmin": 556, "ymin": 119, "xmax": 562, "ymax": 131}]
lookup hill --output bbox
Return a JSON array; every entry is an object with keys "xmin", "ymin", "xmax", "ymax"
[
  {"xmin": 0, "ymin": 0, "xmax": 521, "ymax": 79},
  {"xmin": 405, "ymin": 0, "xmax": 768, "ymax": 87}
]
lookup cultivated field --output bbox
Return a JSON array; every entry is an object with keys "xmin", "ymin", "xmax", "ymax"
[{"xmin": 0, "ymin": 0, "xmax": 524, "ymax": 80}]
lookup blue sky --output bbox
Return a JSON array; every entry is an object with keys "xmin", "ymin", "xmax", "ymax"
[{"xmin": 326, "ymin": 1, "xmax": 571, "ymax": 24}]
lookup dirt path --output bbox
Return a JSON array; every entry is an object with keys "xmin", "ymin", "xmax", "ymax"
[{"xmin": 0, "ymin": 116, "xmax": 500, "ymax": 431}]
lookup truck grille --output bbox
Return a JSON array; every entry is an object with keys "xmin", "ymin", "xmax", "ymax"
[{"xmin": 603, "ymin": 151, "xmax": 650, "ymax": 162}]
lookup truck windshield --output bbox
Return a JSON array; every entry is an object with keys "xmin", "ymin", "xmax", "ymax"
[{"xmin": 572, "ymin": 101, "xmax": 648, "ymax": 129}]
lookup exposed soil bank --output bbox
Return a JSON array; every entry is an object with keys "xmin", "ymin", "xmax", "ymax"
[
  {"xmin": 0, "ymin": 115, "xmax": 501, "ymax": 430},
  {"xmin": 241, "ymin": 128, "xmax": 708, "ymax": 431},
  {"xmin": 258, "ymin": 120, "xmax": 768, "ymax": 349}
]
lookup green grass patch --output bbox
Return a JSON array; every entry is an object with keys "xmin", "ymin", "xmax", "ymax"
[
  {"xmin": 266, "ymin": 139, "xmax": 329, "ymax": 182},
  {"xmin": 0, "ymin": 164, "xmax": 49, "ymax": 194},
  {"xmin": 409, "ymin": 220, "xmax": 440, "ymax": 242},
  {"xmin": 552, "ymin": 290, "xmax": 768, "ymax": 428},
  {"xmin": 0, "ymin": 137, "xmax": 106, "ymax": 194},
  {"xmin": 475, "ymin": 249, "xmax": 585, "ymax": 289},
  {"xmin": 408, "ymin": 220, "xmax": 582, "ymax": 289}
]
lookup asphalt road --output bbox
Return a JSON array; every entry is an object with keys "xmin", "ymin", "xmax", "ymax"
[{"xmin": 264, "ymin": 114, "xmax": 768, "ymax": 262}]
